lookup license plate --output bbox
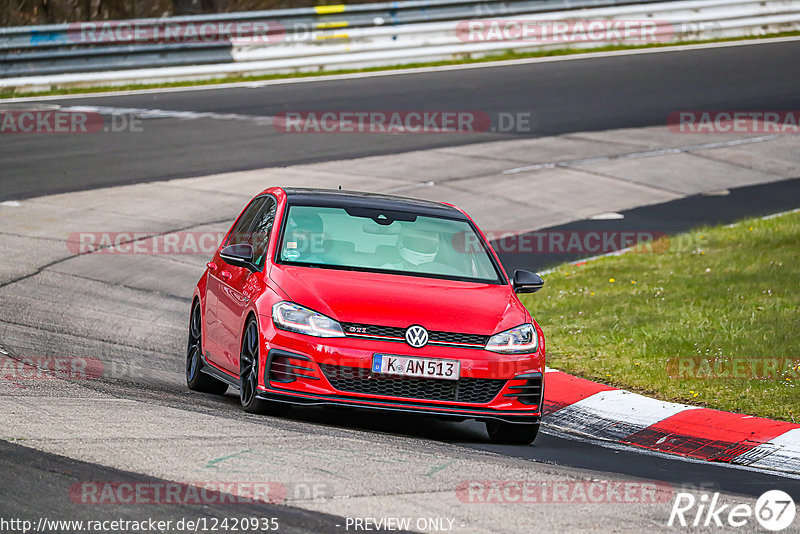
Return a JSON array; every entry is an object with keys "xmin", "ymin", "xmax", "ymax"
[{"xmin": 372, "ymin": 354, "xmax": 460, "ymax": 380}]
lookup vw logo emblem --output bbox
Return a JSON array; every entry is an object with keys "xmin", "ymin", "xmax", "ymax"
[{"xmin": 405, "ymin": 325, "xmax": 429, "ymax": 348}]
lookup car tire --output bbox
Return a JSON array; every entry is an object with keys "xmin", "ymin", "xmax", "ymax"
[
  {"xmin": 239, "ymin": 317, "xmax": 289, "ymax": 416},
  {"xmin": 186, "ymin": 300, "xmax": 229, "ymax": 395},
  {"xmin": 485, "ymin": 421, "xmax": 539, "ymax": 445}
]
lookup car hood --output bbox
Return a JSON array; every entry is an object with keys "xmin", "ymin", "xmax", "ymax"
[{"xmin": 269, "ymin": 265, "xmax": 529, "ymax": 335}]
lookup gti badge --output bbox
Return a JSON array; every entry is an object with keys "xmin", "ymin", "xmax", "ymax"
[
  {"xmin": 405, "ymin": 325, "xmax": 429, "ymax": 348},
  {"xmin": 348, "ymin": 326, "xmax": 367, "ymax": 334}
]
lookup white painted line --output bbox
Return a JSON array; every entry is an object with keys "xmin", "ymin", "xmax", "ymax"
[
  {"xmin": 702, "ymin": 189, "xmax": 730, "ymax": 196},
  {"xmin": 761, "ymin": 207, "xmax": 800, "ymax": 220},
  {"xmin": 62, "ymin": 105, "xmax": 274, "ymax": 125},
  {"xmin": 4, "ymin": 36, "xmax": 800, "ymax": 103},
  {"xmin": 0, "ymin": 201, "xmax": 21, "ymax": 207},
  {"xmin": 589, "ymin": 212, "xmax": 624, "ymax": 220}
]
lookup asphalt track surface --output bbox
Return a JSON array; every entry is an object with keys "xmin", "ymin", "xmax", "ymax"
[
  {"xmin": 279, "ymin": 397, "xmax": 800, "ymax": 501},
  {"xmin": 0, "ymin": 440, "xmax": 357, "ymax": 534},
  {"xmin": 1, "ymin": 39, "xmax": 800, "ymax": 201},
  {"xmin": 3, "ymin": 39, "xmax": 800, "ymax": 529}
]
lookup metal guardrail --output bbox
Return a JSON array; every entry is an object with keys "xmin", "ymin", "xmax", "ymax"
[
  {"xmin": 1, "ymin": 0, "xmax": 670, "ymax": 50},
  {"xmin": 0, "ymin": 0, "xmax": 678, "ymax": 78},
  {"xmin": 0, "ymin": 0, "xmax": 798, "ymax": 90}
]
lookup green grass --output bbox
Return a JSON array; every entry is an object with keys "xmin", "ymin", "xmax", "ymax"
[
  {"xmin": 2, "ymin": 31, "xmax": 799, "ymax": 99},
  {"xmin": 520, "ymin": 210, "xmax": 800, "ymax": 422}
]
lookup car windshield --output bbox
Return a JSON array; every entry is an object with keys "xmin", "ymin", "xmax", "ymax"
[{"xmin": 278, "ymin": 205, "xmax": 502, "ymax": 283}]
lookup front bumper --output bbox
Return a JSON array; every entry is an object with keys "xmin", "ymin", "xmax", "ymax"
[{"xmin": 256, "ymin": 326, "xmax": 545, "ymax": 424}]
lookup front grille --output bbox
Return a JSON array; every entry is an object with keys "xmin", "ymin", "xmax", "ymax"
[
  {"xmin": 342, "ymin": 323, "xmax": 405, "ymax": 338},
  {"xmin": 319, "ymin": 364, "xmax": 505, "ymax": 403},
  {"xmin": 430, "ymin": 330, "xmax": 487, "ymax": 346},
  {"xmin": 340, "ymin": 322, "xmax": 489, "ymax": 348}
]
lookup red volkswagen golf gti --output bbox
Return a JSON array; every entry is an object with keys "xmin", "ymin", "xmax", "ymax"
[{"xmin": 187, "ymin": 187, "xmax": 546, "ymax": 444}]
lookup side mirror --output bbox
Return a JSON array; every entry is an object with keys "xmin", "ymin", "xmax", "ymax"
[
  {"xmin": 220, "ymin": 243, "xmax": 257, "ymax": 272},
  {"xmin": 512, "ymin": 269, "xmax": 544, "ymax": 294}
]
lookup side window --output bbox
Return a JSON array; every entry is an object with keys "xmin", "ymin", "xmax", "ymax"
[
  {"xmin": 251, "ymin": 198, "xmax": 277, "ymax": 267},
  {"xmin": 225, "ymin": 197, "xmax": 267, "ymax": 247}
]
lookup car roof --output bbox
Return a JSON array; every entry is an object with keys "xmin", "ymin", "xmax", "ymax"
[{"xmin": 281, "ymin": 187, "xmax": 467, "ymax": 219}]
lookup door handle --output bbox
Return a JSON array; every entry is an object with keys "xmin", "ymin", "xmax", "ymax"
[
  {"xmin": 220, "ymin": 270, "xmax": 232, "ymax": 280},
  {"xmin": 206, "ymin": 261, "xmax": 217, "ymax": 271}
]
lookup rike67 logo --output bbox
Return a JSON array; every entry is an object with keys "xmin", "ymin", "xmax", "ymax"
[{"xmin": 668, "ymin": 490, "xmax": 796, "ymax": 531}]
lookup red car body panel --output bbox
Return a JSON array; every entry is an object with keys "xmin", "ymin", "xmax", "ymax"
[
  {"xmin": 269, "ymin": 266, "xmax": 529, "ymax": 334},
  {"xmin": 193, "ymin": 186, "xmax": 545, "ymax": 423}
]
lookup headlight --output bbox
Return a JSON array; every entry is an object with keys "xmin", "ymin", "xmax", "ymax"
[
  {"xmin": 272, "ymin": 302, "xmax": 345, "ymax": 338},
  {"xmin": 485, "ymin": 323, "xmax": 538, "ymax": 353}
]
